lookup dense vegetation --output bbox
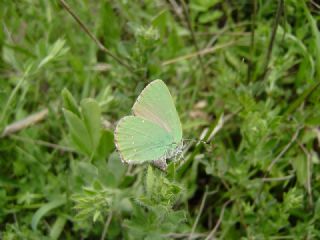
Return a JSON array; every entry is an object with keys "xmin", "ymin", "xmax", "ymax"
[{"xmin": 1, "ymin": 0, "xmax": 320, "ymax": 239}]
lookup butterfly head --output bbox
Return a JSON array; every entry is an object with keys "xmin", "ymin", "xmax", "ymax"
[{"xmin": 165, "ymin": 141, "xmax": 184, "ymax": 159}]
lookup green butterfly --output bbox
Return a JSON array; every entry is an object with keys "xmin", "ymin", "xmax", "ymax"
[{"xmin": 114, "ymin": 79, "xmax": 183, "ymax": 170}]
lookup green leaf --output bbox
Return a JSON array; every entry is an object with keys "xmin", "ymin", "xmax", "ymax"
[
  {"xmin": 292, "ymin": 156, "xmax": 308, "ymax": 187},
  {"xmin": 63, "ymin": 109, "xmax": 92, "ymax": 155},
  {"xmin": 107, "ymin": 151, "xmax": 126, "ymax": 185},
  {"xmin": 146, "ymin": 166, "xmax": 155, "ymax": 196},
  {"xmin": 49, "ymin": 216, "xmax": 67, "ymax": 240},
  {"xmin": 38, "ymin": 39, "xmax": 68, "ymax": 69},
  {"xmin": 152, "ymin": 10, "xmax": 168, "ymax": 39},
  {"xmin": 31, "ymin": 198, "xmax": 66, "ymax": 231},
  {"xmin": 61, "ymin": 88, "xmax": 81, "ymax": 117},
  {"xmin": 199, "ymin": 11, "xmax": 223, "ymax": 24},
  {"xmin": 95, "ymin": 129, "xmax": 114, "ymax": 160},
  {"xmin": 93, "ymin": 210, "xmax": 101, "ymax": 222},
  {"xmin": 98, "ymin": 2, "xmax": 120, "ymax": 48},
  {"xmin": 72, "ymin": 161, "xmax": 99, "ymax": 185},
  {"xmin": 284, "ymin": 80, "xmax": 320, "ymax": 116},
  {"xmin": 80, "ymin": 98, "xmax": 102, "ymax": 151}
]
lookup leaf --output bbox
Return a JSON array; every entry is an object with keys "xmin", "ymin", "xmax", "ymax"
[
  {"xmin": 49, "ymin": 216, "xmax": 67, "ymax": 240},
  {"xmin": 72, "ymin": 161, "xmax": 99, "ymax": 185},
  {"xmin": 199, "ymin": 11, "xmax": 223, "ymax": 24},
  {"xmin": 146, "ymin": 166, "xmax": 155, "ymax": 196},
  {"xmin": 284, "ymin": 80, "xmax": 320, "ymax": 116},
  {"xmin": 98, "ymin": 2, "xmax": 120, "ymax": 48},
  {"xmin": 63, "ymin": 109, "xmax": 92, "ymax": 155},
  {"xmin": 107, "ymin": 151, "xmax": 126, "ymax": 185},
  {"xmin": 292, "ymin": 156, "xmax": 308, "ymax": 187},
  {"xmin": 80, "ymin": 98, "xmax": 102, "ymax": 151},
  {"xmin": 301, "ymin": 1, "xmax": 320, "ymax": 77},
  {"xmin": 38, "ymin": 39, "xmax": 69, "ymax": 69},
  {"xmin": 95, "ymin": 129, "xmax": 114, "ymax": 160},
  {"xmin": 61, "ymin": 88, "xmax": 81, "ymax": 117},
  {"xmin": 152, "ymin": 10, "xmax": 168, "ymax": 39},
  {"xmin": 93, "ymin": 210, "xmax": 101, "ymax": 222},
  {"xmin": 31, "ymin": 198, "xmax": 66, "ymax": 231}
]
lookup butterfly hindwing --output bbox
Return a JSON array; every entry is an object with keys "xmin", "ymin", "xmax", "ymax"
[
  {"xmin": 132, "ymin": 80, "xmax": 182, "ymax": 144},
  {"xmin": 114, "ymin": 116, "xmax": 174, "ymax": 163}
]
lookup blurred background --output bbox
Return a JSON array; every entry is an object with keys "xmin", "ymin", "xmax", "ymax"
[{"xmin": 1, "ymin": 0, "xmax": 320, "ymax": 239}]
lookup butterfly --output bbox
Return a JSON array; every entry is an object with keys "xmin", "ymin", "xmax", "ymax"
[{"xmin": 114, "ymin": 79, "xmax": 183, "ymax": 170}]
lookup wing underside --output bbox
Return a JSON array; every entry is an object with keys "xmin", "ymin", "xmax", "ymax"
[
  {"xmin": 114, "ymin": 116, "xmax": 173, "ymax": 163},
  {"xmin": 132, "ymin": 80, "xmax": 182, "ymax": 143}
]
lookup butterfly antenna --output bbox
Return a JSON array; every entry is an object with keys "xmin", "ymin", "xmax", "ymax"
[
  {"xmin": 183, "ymin": 138, "xmax": 214, "ymax": 153},
  {"xmin": 183, "ymin": 138, "xmax": 209, "ymax": 145}
]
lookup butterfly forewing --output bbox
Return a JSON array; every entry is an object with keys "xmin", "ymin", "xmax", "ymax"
[
  {"xmin": 114, "ymin": 116, "xmax": 174, "ymax": 163},
  {"xmin": 132, "ymin": 80, "xmax": 182, "ymax": 143}
]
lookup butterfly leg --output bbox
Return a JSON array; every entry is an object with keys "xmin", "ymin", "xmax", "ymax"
[
  {"xmin": 177, "ymin": 150, "xmax": 185, "ymax": 162},
  {"xmin": 153, "ymin": 158, "xmax": 167, "ymax": 171}
]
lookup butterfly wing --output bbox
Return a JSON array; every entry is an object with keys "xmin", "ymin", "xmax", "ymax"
[
  {"xmin": 114, "ymin": 116, "xmax": 174, "ymax": 164},
  {"xmin": 132, "ymin": 79, "xmax": 182, "ymax": 143}
]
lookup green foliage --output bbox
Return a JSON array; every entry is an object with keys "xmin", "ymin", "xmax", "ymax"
[{"xmin": 1, "ymin": 0, "xmax": 320, "ymax": 239}]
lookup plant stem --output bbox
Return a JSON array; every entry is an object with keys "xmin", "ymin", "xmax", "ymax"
[
  {"xmin": 205, "ymin": 200, "xmax": 232, "ymax": 240},
  {"xmin": 247, "ymin": 0, "xmax": 257, "ymax": 82},
  {"xmin": 180, "ymin": 0, "xmax": 206, "ymax": 107},
  {"xmin": 0, "ymin": 71, "xmax": 28, "ymax": 127},
  {"xmin": 100, "ymin": 212, "xmax": 113, "ymax": 240},
  {"xmin": 59, "ymin": 0, "xmax": 135, "ymax": 74},
  {"xmin": 260, "ymin": 0, "xmax": 284, "ymax": 80}
]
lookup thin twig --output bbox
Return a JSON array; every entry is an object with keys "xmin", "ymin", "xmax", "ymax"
[
  {"xmin": 205, "ymin": 200, "xmax": 232, "ymax": 240},
  {"xmin": 10, "ymin": 135, "xmax": 75, "ymax": 153},
  {"xmin": 180, "ymin": 0, "xmax": 205, "ymax": 68},
  {"xmin": 0, "ymin": 72, "xmax": 28, "ymax": 127},
  {"xmin": 254, "ymin": 126, "xmax": 303, "ymax": 205},
  {"xmin": 167, "ymin": 0, "xmax": 185, "ymax": 23},
  {"xmin": 59, "ymin": 0, "xmax": 135, "ymax": 74},
  {"xmin": 100, "ymin": 212, "xmax": 113, "ymax": 240},
  {"xmin": 179, "ymin": 0, "xmax": 206, "ymax": 109},
  {"xmin": 55, "ymin": 63, "xmax": 112, "ymax": 73},
  {"xmin": 261, "ymin": 175, "xmax": 294, "ymax": 182},
  {"xmin": 269, "ymin": 236, "xmax": 295, "ymax": 240},
  {"xmin": 207, "ymin": 111, "xmax": 238, "ymax": 142},
  {"xmin": 1, "ymin": 109, "xmax": 48, "ymax": 137},
  {"xmin": 247, "ymin": 0, "xmax": 257, "ymax": 82},
  {"xmin": 266, "ymin": 126, "xmax": 302, "ymax": 172},
  {"xmin": 189, "ymin": 187, "xmax": 218, "ymax": 240},
  {"xmin": 162, "ymin": 232, "xmax": 207, "ymax": 239},
  {"xmin": 260, "ymin": 0, "xmax": 284, "ymax": 80},
  {"xmin": 162, "ymin": 41, "xmax": 236, "ymax": 66},
  {"xmin": 311, "ymin": 0, "xmax": 320, "ymax": 10},
  {"xmin": 177, "ymin": 107, "xmax": 241, "ymax": 178},
  {"xmin": 297, "ymin": 141, "xmax": 313, "ymax": 208},
  {"xmin": 234, "ymin": 200, "xmax": 251, "ymax": 239},
  {"xmin": 313, "ymin": 127, "xmax": 320, "ymax": 148}
]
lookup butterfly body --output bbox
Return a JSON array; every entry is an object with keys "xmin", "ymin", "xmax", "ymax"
[{"xmin": 114, "ymin": 80, "xmax": 183, "ymax": 170}]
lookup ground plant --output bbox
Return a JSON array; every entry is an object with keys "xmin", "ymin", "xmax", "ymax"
[{"xmin": 1, "ymin": 0, "xmax": 320, "ymax": 239}]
